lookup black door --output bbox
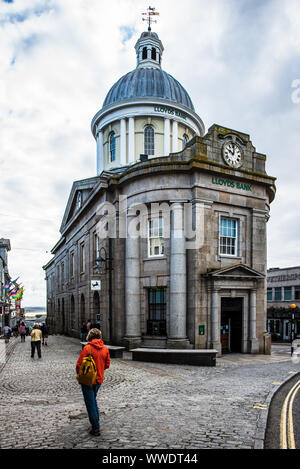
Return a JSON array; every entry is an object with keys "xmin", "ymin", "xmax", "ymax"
[{"xmin": 221, "ymin": 298, "xmax": 243, "ymax": 353}]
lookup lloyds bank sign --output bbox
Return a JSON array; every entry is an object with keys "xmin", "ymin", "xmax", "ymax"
[
  {"xmin": 154, "ymin": 106, "xmax": 187, "ymax": 120},
  {"xmin": 212, "ymin": 177, "xmax": 252, "ymax": 192}
]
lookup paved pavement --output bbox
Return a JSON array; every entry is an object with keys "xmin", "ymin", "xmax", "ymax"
[{"xmin": 0, "ymin": 335, "xmax": 299, "ymax": 449}]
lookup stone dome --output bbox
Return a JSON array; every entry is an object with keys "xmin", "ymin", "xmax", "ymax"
[{"xmin": 102, "ymin": 67, "xmax": 195, "ymax": 111}]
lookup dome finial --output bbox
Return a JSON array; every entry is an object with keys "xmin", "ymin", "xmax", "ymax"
[{"xmin": 142, "ymin": 6, "xmax": 159, "ymax": 32}]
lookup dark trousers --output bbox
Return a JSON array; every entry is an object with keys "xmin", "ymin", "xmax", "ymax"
[
  {"xmin": 81, "ymin": 383, "xmax": 101, "ymax": 430},
  {"xmin": 31, "ymin": 340, "xmax": 41, "ymax": 358},
  {"xmin": 20, "ymin": 334, "xmax": 26, "ymax": 342}
]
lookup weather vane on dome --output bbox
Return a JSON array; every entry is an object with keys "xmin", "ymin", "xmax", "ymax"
[{"xmin": 142, "ymin": 6, "xmax": 159, "ymax": 32}]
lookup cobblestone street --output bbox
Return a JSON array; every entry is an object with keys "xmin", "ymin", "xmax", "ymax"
[{"xmin": 0, "ymin": 335, "xmax": 299, "ymax": 449}]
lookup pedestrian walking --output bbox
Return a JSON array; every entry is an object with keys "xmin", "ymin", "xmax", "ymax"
[
  {"xmin": 3, "ymin": 325, "xmax": 11, "ymax": 343},
  {"xmin": 80, "ymin": 321, "xmax": 88, "ymax": 342},
  {"xmin": 86, "ymin": 319, "xmax": 92, "ymax": 332},
  {"xmin": 12, "ymin": 325, "xmax": 19, "ymax": 338},
  {"xmin": 76, "ymin": 328, "xmax": 110, "ymax": 436},
  {"xmin": 30, "ymin": 324, "xmax": 42, "ymax": 359},
  {"xmin": 19, "ymin": 322, "xmax": 26, "ymax": 342},
  {"xmin": 41, "ymin": 323, "xmax": 49, "ymax": 346}
]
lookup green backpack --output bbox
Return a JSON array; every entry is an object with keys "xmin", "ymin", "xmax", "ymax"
[{"xmin": 76, "ymin": 345, "xmax": 97, "ymax": 386}]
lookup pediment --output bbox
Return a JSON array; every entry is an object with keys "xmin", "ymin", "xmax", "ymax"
[
  {"xmin": 208, "ymin": 264, "xmax": 264, "ymax": 279},
  {"xmin": 60, "ymin": 177, "xmax": 100, "ymax": 233}
]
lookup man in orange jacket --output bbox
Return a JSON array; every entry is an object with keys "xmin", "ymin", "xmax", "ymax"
[{"xmin": 76, "ymin": 328, "xmax": 110, "ymax": 436}]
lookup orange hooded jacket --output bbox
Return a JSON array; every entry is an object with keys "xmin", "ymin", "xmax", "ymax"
[{"xmin": 76, "ymin": 339, "xmax": 110, "ymax": 384}]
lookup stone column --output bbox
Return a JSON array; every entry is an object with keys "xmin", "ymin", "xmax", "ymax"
[
  {"xmin": 249, "ymin": 289, "xmax": 259, "ymax": 353},
  {"xmin": 96, "ymin": 130, "xmax": 103, "ymax": 175},
  {"xmin": 168, "ymin": 202, "xmax": 191, "ymax": 348},
  {"xmin": 164, "ymin": 118, "xmax": 170, "ymax": 155},
  {"xmin": 128, "ymin": 117, "xmax": 135, "ymax": 163},
  {"xmin": 123, "ymin": 213, "xmax": 141, "ymax": 349},
  {"xmin": 211, "ymin": 289, "xmax": 221, "ymax": 355},
  {"xmin": 120, "ymin": 118, "xmax": 127, "ymax": 165},
  {"xmin": 172, "ymin": 120, "xmax": 178, "ymax": 153}
]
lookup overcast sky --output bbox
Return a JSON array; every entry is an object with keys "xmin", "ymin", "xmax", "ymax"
[{"xmin": 1, "ymin": 0, "xmax": 300, "ymax": 307}]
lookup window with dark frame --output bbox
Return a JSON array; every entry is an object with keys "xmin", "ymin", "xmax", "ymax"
[
  {"xmin": 94, "ymin": 233, "xmax": 100, "ymax": 262},
  {"xmin": 295, "ymin": 286, "xmax": 300, "ymax": 300},
  {"xmin": 267, "ymin": 288, "xmax": 272, "ymax": 302},
  {"xmin": 274, "ymin": 287, "xmax": 282, "ymax": 301},
  {"xmin": 80, "ymin": 243, "xmax": 85, "ymax": 273},
  {"xmin": 109, "ymin": 132, "xmax": 116, "ymax": 162},
  {"xmin": 70, "ymin": 252, "xmax": 74, "ymax": 278},
  {"xmin": 144, "ymin": 125, "xmax": 155, "ymax": 155},
  {"xmin": 147, "ymin": 287, "xmax": 167, "ymax": 336},
  {"xmin": 284, "ymin": 286, "xmax": 292, "ymax": 301},
  {"xmin": 182, "ymin": 133, "xmax": 189, "ymax": 149}
]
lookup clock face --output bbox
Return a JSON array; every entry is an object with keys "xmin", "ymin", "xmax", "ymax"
[{"xmin": 222, "ymin": 142, "xmax": 243, "ymax": 168}]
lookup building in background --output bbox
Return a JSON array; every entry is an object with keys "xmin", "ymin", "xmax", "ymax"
[
  {"xmin": 43, "ymin": 22, "xmax": 276, "ymax": 355},
  {"xmin": 0, "ymin": 238, "xmax": 11, "ymax": 332},
  {"xmin": 0, "ymin": 238, "xmax": 25, "ymax": 331},
  {"xmin": 267, "ymin": 266, "xmax": 300, "ymax": 342}
]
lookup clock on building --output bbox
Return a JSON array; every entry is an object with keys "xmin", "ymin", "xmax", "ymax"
[{"xmin": 222, "ymin": 141, "xmax": 243, "ymax": 168}]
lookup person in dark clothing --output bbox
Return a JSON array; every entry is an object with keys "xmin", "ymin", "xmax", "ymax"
[
  {"xmin": 31, "ymin": 324, "xmax": 42, "ymax": 359},
  {"xmin": 41, "ymin": 323, "xmax": 49, "ymax": 346},
  {"xmin": 19, "ymin": 322, "xmax": 26, "ymax": 342},
  {"xmin": 80, "ymin": 321, "xmax": 88, "ymax": 342}
]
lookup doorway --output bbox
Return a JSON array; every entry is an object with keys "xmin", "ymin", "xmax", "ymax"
[{"xmin": 221, "ymin": 298, "xmax": 243, "ymax": 353}]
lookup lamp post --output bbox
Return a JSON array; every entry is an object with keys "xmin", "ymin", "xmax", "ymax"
[
  {"xmin": 290, "ymin": 303, "xmax": 297, "ymax": 356},
  {"xmin": 95, "ymin": 242, "xmax": 113, "ymax": 343}
]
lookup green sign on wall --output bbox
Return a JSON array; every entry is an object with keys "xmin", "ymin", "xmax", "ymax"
[
  {"xmin": 198, "ymin": 325, "xmax": 205, "ymax": 336},
  {"xmin": 212, "ymin": 176, "xmax": 252, "ymax": 192}
]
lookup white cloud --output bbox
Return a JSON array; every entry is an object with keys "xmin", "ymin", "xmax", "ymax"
[{"xmin": 1, "ymin": 0, "xmax": 300, "ymax": 305}]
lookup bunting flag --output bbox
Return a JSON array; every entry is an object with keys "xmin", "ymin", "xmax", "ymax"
[
  {"xmin": 12, "ymin": 286, "xmax": 24, "ymax": 300},
  {"xmin": 2, "ymin": 277, "xmax": 20, "ymax": 290},
  {"xmin": 2, "ymin": 277, "xmax": 23, "ymax": 300}
]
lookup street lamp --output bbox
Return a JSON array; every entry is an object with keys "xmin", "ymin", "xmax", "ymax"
[
  {"xmin": 290, "ymin": 303, "xmax": 297, "ymax": 356},
  {"xmin": 95, "ymin": 243, "xmax": 113, "ymax": 343}
]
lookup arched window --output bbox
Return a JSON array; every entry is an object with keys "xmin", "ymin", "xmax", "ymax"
[
  {"xmin": 109, "ymin": 132, "xmax": 116, "ymax": 162},
  {"xmin": 182, "ymin": 134, "xmax": 189, "ymax": 149},
  {"xmin": 142, "ymin": 47, "xmax": 147, "ymax": 60},
  {"xmin": 144, "ymin": 125, "xmax": 155, "ymax": 155},
  {"xmin": 151, "ymin": 47, "xmax": 156, "ymax": 60}
]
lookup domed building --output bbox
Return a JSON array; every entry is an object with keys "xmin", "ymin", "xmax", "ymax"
[
  {"xmin": 44, "ymin": 26, "xmax": 276, "ymax": 356},
  {"xmin": 92, "ymin": 31, "xmax": 204, "ymax": 174}
]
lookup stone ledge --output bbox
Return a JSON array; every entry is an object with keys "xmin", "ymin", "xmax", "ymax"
[{"xmin": 130, "ymin": 348, "xmax": 218, "ymax": 366}]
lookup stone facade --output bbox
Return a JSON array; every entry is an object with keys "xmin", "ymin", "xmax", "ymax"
[
  {"xmin": 267, "ymin": 266, "xmax": 300, "ymax": 342},
  {"xmin": 43, "ymin": 124, "xmax": 276, "ymax": 355},
  {"xmin": 0, "ymin": 238, "xmax": 11, "ymax": 330}
]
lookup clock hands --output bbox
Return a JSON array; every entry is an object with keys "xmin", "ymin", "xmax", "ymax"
[
  {"xmin": 223, "ymin": 141, "xmax": 243, "ymax": 168},
  {"xmin": 227, "ymin": 144, "xmax": 234, "ymax": 155}
]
